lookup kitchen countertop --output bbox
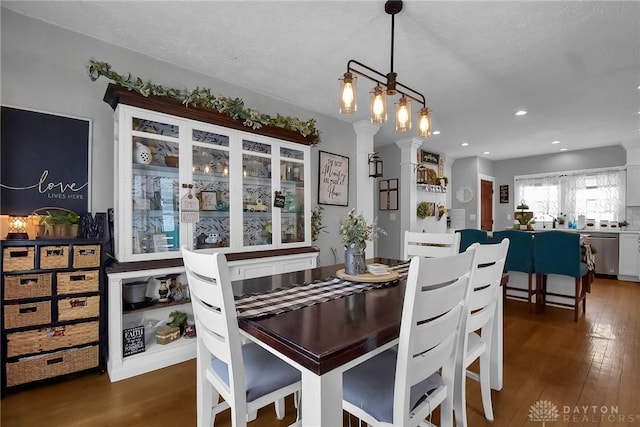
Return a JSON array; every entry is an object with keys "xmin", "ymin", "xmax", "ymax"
[
  {"xmin": 496, "ymin": 227, "xmax": 640, "ymax": 234},
  {"xmin": 532, "ymin": 227, "xmax": 640, "ymax": 234}
]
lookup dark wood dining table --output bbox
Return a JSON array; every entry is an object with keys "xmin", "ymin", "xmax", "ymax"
[{"xmin": 232, "ymin": 257, "xmax": 505, "ymax": 427}]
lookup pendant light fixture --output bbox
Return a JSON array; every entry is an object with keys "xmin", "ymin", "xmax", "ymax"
[{"xmin": 339, "ymin": 0, "xmax": 432, "ymax": 138}]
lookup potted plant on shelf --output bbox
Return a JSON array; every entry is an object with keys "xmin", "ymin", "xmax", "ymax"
[
  {"xmin": 619, "ymin": 220, "xmax": 629, "ymax": 230},
  {"xmin": 39, "ymin": 209, "xmax": 80, "ymax": 237}
]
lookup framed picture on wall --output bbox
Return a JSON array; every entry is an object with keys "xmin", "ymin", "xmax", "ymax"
[
  {"xmin": 0, "ymin": 106, "xmax": 91, "ymax": 215},
  {"xmin": 199, "ymin": 191, "xmax": 217, "ymax": 210},
  {"xmin": 499, "ymin": 185, "xmax": 509, "ymax": 204},
  {"xmin": 419, "ymin": 150, "xmax": 440, "ymax": 165},
  {"xmin": 379, "ymin": 178, "xmax": 398, "ymax": 210},
  {"xmin": 318, "ymin": 151, "xmax": 349, "ymax": 206}
]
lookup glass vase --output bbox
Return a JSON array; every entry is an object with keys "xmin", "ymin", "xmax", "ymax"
[{"xmin": 344, "ymin": 243, "xmax": 366, "ymax": 276}]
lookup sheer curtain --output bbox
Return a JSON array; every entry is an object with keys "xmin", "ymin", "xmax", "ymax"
[
  {"xmin": 515, "ymin": 168, "xmax": 625, "ymax": 221},
  {"xmin": 562, "ymin": 169, "xmax": 625, "ymax": 221},
  {"xmin": 514, "ymin": 175, "xmax": 560, "ymax": 217}
]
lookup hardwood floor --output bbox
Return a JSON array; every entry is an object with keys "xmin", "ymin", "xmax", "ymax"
[{"xmin": 2, "ymin": 276, "xmax": 639, "ymax": 426}]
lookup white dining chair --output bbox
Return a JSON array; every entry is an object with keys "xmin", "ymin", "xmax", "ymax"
[
  {"xmin": 182, "ymin": 248, "xmax": 301, "ymax": 427},
  {"xmin": 454, "ymin": 239, "xmax": 509, "ymax": 427},
  {"xmin": 403, "ymin": 230, "xmax": 461, "ymax": 260},
  {"xmin": 342, "ymin": 249, "xmax": 477, "ymax": 427}
]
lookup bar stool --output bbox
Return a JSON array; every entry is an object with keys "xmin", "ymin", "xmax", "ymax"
[
  {"xmin": 456, "ymin": 229, "xmax": 489, "ymax": 252},
  {"xmin": 533, "ymin": 231, "xmax": 589, "ymax": 321},
  {"xmin": 492, "ymin": 230, "xmax": 535, "ymax": 311}
]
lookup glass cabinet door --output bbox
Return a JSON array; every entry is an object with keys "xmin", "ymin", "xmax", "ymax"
[
  {"xmin": 242, "ymin": 139, "xmax": 272, "ymax": 247},
  {"xmin": 191, "ymin": 128, "xmax": 231, "ymax": 250},
  {"xmin": 280, "ymin": 146, "xmax": 306, "ymax": 244},
  {"xmin": 130, "ymin": 117, "xmax": 181, "ymax": 256}
]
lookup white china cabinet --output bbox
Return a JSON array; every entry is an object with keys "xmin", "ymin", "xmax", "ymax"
[
  {"xmin": 103, "ymin": 84, "xmax": 318, "ymax": 381},
  {"xmin": 108, "ymin": 86, "xmax": 312, "ymax": 263}
]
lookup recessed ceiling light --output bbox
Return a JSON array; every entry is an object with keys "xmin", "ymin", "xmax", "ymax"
[
  {"xmin": 483, "ymin": 151, "xmax": 490, "ymax": 155},
  {"xmin": 560, "ymin": 148, "xmax": 568, "ymax": 151},
  {"xmin": 515, "ymin": 110, "xmax": 527, "ymax": 116},
  {"xmin": 432, "ymin": 130, "xmax": 441, "ymax": 135},
  {"xmin": 461, "ymin": 142, "xmax": 469, "ymax": 147},
  {"xmin": 551, "ymin": 140, "xmax": 561, "ymax": 144}
]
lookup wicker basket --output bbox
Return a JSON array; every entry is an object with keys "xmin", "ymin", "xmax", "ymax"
[
  {"xmin": 3, "ymin": 247, "xmax": 35, "ymax": 272},
  {"xmin": 6, "ymin": 345, "xmax": 98, "ymax": 387},
  {"xmin": 39, "ymin": 246, "xmax": 69, "ymax": 269},
  {"xmin": 57, "ymin": 295, "xmax": 100, "ymax": 321},
  {"xmin": 72, "ymin": 245, "xmax": 101, "ymax": 269},
  {"xmin": 4, "ymin": 273, "xmax": 52, "ymax": 300},
  {"xmin": 4, "ymin": 301, "xmax": 51, "ymax": 329},
  {"xmin": 56, "ymin": 270, "xmax": 100, "ymax": 295},
  {"xmin": 6, "ymin": 321, "xmax": 99, "ymax": 357}
]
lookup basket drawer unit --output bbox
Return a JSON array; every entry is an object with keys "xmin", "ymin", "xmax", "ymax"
[
  {"xmin": 72, "ymin": 245, "xmax": 101, "ymax": 269},
  {"xmin": 57, "ymin": 295, "xmax": 100, "ymax": 321},
  {"xmin": 57, "ymin": 270, "xmax": 100, "ymax": 295},
  {"xmin": 6, "ymin": 321, "xmax": 99, "ymax": 357},
  {"xmin": 4, "ymin": 301, "xmax": 51, "ymax": 329},
  {"xmin": 4, "ymin": 273, "xmax": 52, "ymax": 300},
  {"xmin": 3, "ymin": 247, "xmax": 35, "ymax": 272},
  {"xmin": 39, "ymin": 246, "xmax": 69, "ymax": 269},
  {"xmin": 6, "ymin": 345, "xmax": 99, "ymax": 387}
]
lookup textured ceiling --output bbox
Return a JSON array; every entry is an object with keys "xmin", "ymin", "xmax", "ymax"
[{"xmin": 3, "ymin": 1, "xmax": 639, "ymax": 160}]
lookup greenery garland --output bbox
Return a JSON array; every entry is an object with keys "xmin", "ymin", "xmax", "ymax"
[{"xmin": 87, "ymin": 59, "xmax": 320, "ymax": 144}]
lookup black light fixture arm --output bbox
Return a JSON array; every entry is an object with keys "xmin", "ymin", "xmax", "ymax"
[{"xmin": 346, "ymin": 59, "xmax": 426, "ymax": 108}]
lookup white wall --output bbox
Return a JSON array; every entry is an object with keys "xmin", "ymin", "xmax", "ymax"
[{"xmin": 1, "ymin": 9, "xmax": 358, "ymax": 266}]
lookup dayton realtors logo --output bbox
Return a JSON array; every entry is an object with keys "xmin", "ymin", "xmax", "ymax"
[
  {"xmin": 529, "ymin": 400, "xmax": 639, "ymax": 424},
  {"xmin": 529, "ymin": 400, "xmax": 560, "ymax": 426}
]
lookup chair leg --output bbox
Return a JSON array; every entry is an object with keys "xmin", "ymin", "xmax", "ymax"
[
  {"xmin": 453, "ymin": 365, "xmax": 467, "ymax": 427},
  {"xmin": 479, "ymin": 351, "xmax": 494, "ymax": 421},
  {"xmin": 574, "ymin": 277, "xmax": 580, "ymax": 322},
  {"xmin": 247, "ymin": 409, "xmax": 258, "ymax": 422},
  {"xmin": 527, "ymin": 273, "xmax": 533, "ymax": 312},
  {"xmin": 274, "ymin": 397, "xmax": 286, "ymax": 420}
]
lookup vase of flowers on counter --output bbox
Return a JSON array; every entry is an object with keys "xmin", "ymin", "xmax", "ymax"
[{"xmin": 339, "ymin": 210, "xmax": 385, "ymax": 275}]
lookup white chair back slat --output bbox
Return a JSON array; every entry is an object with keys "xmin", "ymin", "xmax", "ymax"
[
  {"xmin": 192, "ymin": 296, "xmax": 233, "ymax": 363},
  {"xmin": 404, "ymin": 231, "xmax": 461, "ymax": 260},
  {"xmin": 408, "ymin": 332, "xmax": 458, "ymax": 388},
  {"xmin": 465, "ymin": 291, "xmax": 498, "ymax": 333}
]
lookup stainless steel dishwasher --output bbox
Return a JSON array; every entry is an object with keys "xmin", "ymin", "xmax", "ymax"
[{"xmin": 583, "ymin": 232, "xmax": 619, "ymax": 275}]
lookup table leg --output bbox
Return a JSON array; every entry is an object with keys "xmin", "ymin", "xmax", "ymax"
[
  {"xmin": 490, "ymin": 290, "xmax": 503, "ymax": 391},
  {"xmin": 300, "ymin": 368, "xmax": 343, "ymax": 427}
]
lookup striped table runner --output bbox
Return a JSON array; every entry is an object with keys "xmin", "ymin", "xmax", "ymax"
[{"xmin": 235, "ymin": 262, "xmax": 410, "ymax": 319}]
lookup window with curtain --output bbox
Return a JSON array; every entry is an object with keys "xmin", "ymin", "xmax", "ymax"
[{"xmin": 515, "ymin": 168, "xmax": 625, "ymax": 222}]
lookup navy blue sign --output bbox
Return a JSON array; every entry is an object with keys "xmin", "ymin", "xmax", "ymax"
[{"xmin": 1, "ymin": 107, "xmax": 91, "ymax": 215}]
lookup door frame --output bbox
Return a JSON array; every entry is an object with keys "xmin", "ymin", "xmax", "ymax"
[{"xmin": 477, "ymin": 174, "xmax": 495, "ymax": 231}]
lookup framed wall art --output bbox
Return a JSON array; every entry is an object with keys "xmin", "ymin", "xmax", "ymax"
[
  {"xmin": 419, "ymin": 150, "xmax": 439, "ymax": 165},
  {"xmin": 0, "ymin": 106, "xmax": 92, "ymax": 215},
  {"xmin": 499, "ymin": 185, "xmax": 509, "ymax": 204},
  {"xmin": 379, "ymin": 178, "xmax": 398, "ymax": 210},
  {"xmin": 199, "ymin": 191, "xmax": 217, "ymax": 210},
  {"xmin": 318, "ymin": 151, "xmax": 349, "ymax": 206}
]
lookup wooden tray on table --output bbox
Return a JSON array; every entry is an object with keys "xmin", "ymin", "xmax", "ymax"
[{"xmin": 336, "ymin": 269, "xmax": 399, "ymax": 283}]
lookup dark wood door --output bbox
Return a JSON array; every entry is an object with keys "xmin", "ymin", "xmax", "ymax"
[{"xmin": 481, "ymin": 179, "xmax": 493, "ymax": 231}]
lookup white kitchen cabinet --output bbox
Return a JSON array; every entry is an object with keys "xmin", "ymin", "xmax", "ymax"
[
  {"xmin": 618, "ymin": 233, "xmax": 640, "ymax": 281},
  {"xmin": 627, "ymin": 165, "xmax": 640, "ymax": 206},
  {"xmin": 106, "ymin": 84, "xmax": 312, "ymax": 263}
]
